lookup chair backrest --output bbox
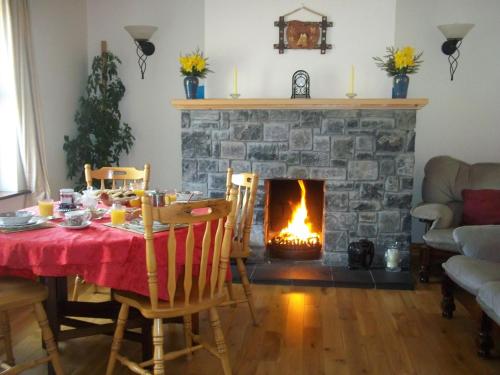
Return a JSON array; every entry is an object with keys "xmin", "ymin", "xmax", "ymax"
[
  {"xmin": 422, "ymin": 156, "xmax": 500, "ymax": 226},
  {"xmin": 225, "ymin": 168, "xmax": 259, "ymax": 256},
  {"xmin": 141, "ymin": 190, "xmax": 237, "ymax": 310},
  {"xmin": 84, "ymin": 163, "xmax": 151, "ymax": 190}
]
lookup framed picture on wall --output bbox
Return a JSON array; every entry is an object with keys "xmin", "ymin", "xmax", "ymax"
[{"xmin": 274, "ymin": 5, "xmax": 333, "ymax": 54}]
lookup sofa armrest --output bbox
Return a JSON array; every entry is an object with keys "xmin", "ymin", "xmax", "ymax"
[
  {"xmin": 453, "ymin": 225, "xmax": 500, "ymax": 262},
  {"xmin": 410, "ymin": 203, "xmax": 454, "ymax": 230}
]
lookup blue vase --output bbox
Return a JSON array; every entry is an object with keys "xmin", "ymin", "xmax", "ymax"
[
  {"xmin": 392, "ymin": 74, "xmax": 409, "ymax": 99},
  {"xmin": 183, "ymin": 76, "xmax": 199, "ymax": 99}
]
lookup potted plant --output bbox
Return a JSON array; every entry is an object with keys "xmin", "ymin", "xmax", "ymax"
[
  {"xmin": 179, "ymin": 50, "xmax": 211, "ymax": 99},
  {"xmin": 373, "ymin": 46, "xmax": 423, "ymax": 98},
  {"xmin": 63, "ymin": 52, "xmax": 134, "ymax": 189}
]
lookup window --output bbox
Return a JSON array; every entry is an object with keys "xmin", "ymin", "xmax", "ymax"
[{"xmin": 0, "ymin": 1, "xmax": 22, "ymax": 192}]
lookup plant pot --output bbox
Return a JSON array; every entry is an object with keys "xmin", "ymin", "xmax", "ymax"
[
  {"xmin": 392, "ymin": 74, "xmax": 409, "ymax": 99},
  {"xmin": 183, "ymin": 76, "xmax": 199, "ymax": 99}
]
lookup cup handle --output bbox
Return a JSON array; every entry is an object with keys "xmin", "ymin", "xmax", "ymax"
[{"xmin": 84, "ymin": 210, "xmax": 92, "ymax": 222}]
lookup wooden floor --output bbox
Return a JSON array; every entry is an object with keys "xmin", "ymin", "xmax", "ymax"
[{"xmin": 3, "ymin": 281, "xmax": 500, "ymax": 375}]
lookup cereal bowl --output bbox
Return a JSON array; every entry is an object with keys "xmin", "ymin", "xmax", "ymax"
[{"xmin": 0, "ymin": 211, "xmax": 34, "ymax": 226}]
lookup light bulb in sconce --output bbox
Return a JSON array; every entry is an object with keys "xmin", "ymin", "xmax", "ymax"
[
  {"xmin": 437, "ymin": 23, "xmax": 474, "ymax": 81},
  {"xmin": 124, "ymin": 25, "xmax": 158, "ymax": 79}
]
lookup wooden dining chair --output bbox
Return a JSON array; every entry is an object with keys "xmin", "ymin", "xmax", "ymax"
[
  {"xmin": 72, "ymin": 163, "xmax": 152, "ymax": 301},
  {"xmin": 0, "ymin": 277, "xmax": 64, "ymax": 374},
  {"xmin": 84, "ymin": 163, "xmax": 151, "ymax": 190},
  {"xmin": 105, "ymin": 192, "xmax": 237, "ymax": 375},
  {"xmin": 221, "ymin": 168, "xmax": 259, "ymax": 326}
]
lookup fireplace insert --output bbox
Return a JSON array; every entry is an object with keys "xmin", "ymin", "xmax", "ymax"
[{"xmin": 265, "ymin": 179, "xmax": 324, "ymax": 260}]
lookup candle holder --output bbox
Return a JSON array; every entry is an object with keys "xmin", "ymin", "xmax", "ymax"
[
  {"xmin": 345, "ymin": 92, "xmax": 357, "ymax": 99},
  {"xmin": 229, "ymin": 93, "xmax": 241, "ymax": 99}
]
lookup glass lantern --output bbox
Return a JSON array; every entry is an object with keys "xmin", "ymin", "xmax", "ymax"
[{"xmin": 385, "ymin": 241, "xmax": 402, "ymax": 272}]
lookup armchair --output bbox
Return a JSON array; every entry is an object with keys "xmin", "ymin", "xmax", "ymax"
[{"xmin": 411, "ymin": 156, "xmax": 500, "ymax": 282}]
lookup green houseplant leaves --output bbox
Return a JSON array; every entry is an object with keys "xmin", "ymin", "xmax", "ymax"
[{"xmin": 64, "ymin": 52, "xmax": 134, "ymax": 188}]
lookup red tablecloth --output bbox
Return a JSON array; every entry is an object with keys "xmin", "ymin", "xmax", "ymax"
[{"xmin": 0, "ymin": 218, "xmax": 223, "ymax": 300}]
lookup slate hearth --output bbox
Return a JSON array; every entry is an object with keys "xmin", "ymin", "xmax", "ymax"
[
  {"xmin": 230, "ymin": 263, "xmax": 414, "ymax": 290},
  {"xmin": 181, "ymin": 108, "xmax": 417, "ymax": 268}
]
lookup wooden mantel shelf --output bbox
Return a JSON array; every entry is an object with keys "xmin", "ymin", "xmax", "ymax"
[{"xmin": 171, "ymin": 98, "xmax": 428, "ymax": 110}]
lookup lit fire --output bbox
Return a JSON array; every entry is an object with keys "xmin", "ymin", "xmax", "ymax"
[{"xmin": 271, "ymin": 180, "xmax": 320, "ymax": 246}]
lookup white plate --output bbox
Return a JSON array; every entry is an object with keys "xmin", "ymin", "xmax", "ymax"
[
  {"xmin": 0, "ymin": 217, "xmax": 47, "ymax": 229},
  {"xmin": 58, "ymin": 221, "xmax": 92, "ymax": 230}
]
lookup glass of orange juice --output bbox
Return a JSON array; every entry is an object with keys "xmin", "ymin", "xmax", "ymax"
[
  {"xmin": 134, "ymin": 189, "xmax": 145, "ymax": 197},
  {"xmin": 164, "ymin": 189, "xmax": 177, "ymax": 205},
  {"xmin": 110, "ymin": 203, "xmax": 126, "ymax": 225},
  {"xmin": 38, "ymin": 199, "xmax": 54, "ymax": 217},
  {"xmin": 129, "ymin": 181, "xmax": 145, "ymax": 197}
]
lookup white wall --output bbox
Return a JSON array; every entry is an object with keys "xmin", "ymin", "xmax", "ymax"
[
  {"xmin": 29, "ymin": 0, "xmax": 87, "ymax": 198},
  {"xmin": 205, "ymin": 0, "xmax": 396, "ymax": 98},
  {"xmin": 28, "ymin": 1, "xmax": 500, "ymax": 243},
  {"xmin": 86, "ymin": 0, "xmax": 205, "ymax": 190},
  {"xmin": 395, "ymin": 0, "xmax": 500, "ymax": 239}
]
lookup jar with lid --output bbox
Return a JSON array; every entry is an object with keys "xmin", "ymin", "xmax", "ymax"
[{"xmin": 385, "ymin": 241, "xmax": 402, "ymax": 272}]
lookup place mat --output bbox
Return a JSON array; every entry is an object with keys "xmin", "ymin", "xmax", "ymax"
[
  {"xmin": 0, "ymin": 221, "xmax": 56, "ymax": 234},
  {"xmin": 103, "ymin": 222, "xmax": 187, "ymax": 235}
]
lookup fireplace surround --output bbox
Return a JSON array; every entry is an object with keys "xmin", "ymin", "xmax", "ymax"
[{"xmin": 175, "ymin": 99, "xmax": 427, "ymax": 268}]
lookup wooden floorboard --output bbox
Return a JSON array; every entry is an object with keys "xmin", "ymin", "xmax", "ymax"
[{"xmin": 2, "ymin": 281, "xmax": 500, "ymax": 375}]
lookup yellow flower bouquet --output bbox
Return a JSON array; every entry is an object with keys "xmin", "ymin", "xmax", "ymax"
[
  {"xmin": 373, "ymin": 46, "xmax": 423, "ymax": 76},
  {"xmin": 179, "ymin": 50, "xmax": 211, "ymax": 78}
]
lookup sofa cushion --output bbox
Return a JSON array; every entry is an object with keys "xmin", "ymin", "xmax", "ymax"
[
  {"xmin": 477, "ymin": 281, "xmax": 500, "ymax": 325},
  {"xmin": 453, "ymin": 225, "xmax": 500, "ymax": 262},
  {"xmin": 462, "ymin": 189, "xmax": 500, "ymax": 225},
  {"xmin": 443, "ymin": 255, "xmax": 500, "ymax": 295},
  {"xmin": 423, "ymin": 228, "xmax": 460, "ymax": 252}
]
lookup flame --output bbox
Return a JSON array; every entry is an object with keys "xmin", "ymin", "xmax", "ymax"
[{"xmin": 277, "ymin": 180, "xmax": 320, "ymax": 243}]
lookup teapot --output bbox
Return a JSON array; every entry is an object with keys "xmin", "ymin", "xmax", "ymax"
[
  {"xmin": 347, "ymin": 239, "xmax": 375, "ymax": 269},
  {"xmin": 78, "ymin": 189, "xmax": 99, "ymax": 210}
]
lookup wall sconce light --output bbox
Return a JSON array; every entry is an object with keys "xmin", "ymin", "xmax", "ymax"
[
  {"xmin": 124, "ymin": 25, "xmax": 158, "ymax": 79},
  {"xmin": 437, "ymin": 23, "xmax": 474, "ymax": 81}
]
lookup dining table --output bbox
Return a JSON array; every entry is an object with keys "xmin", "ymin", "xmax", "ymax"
[{"xmin": 0, "ymin": 208, "xmax": 218, "ymax": 374}]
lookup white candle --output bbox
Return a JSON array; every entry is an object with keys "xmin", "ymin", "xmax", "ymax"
[
  {"xmin": 350, "ymin": 65, "xmax": 355, "ymax": 93},
  {"xmin": 386, "ymin": 249, "xmax": 400, "ymax": 268},
  {"xmin": 233, "ymin": 66, "xmax": 238, "ymax": 94}
]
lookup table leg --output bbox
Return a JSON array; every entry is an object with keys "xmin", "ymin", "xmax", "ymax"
[
  {"xmin": 192, "ymin": 313, "xmax": 200, "ymax": 335},
  {"xmin": 41, "ymin": 277, "xmax": 61, "ymax": 341},
  {"xmin": 40, "ymin": 277, "xmax": 59, "ymax": 375},
  {"xmin": 40, "ymin": 277, "xmax": 68, "ymax": 375},
  {"xmin": 141, "ymin": 318, "xmax": 153, "ymax": 361}
]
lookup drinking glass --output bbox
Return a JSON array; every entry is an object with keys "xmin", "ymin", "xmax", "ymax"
[
  {"xmin": 38, "ymin": 199, "xmax": 54, "ymax": 217},
  {"xmin": 110, "ymin": 203, "xmax": 126, "ymax": 225},
  {"xmin": 129, "ymin": 181, "xmax": 145, "ymax": 197},
  {"xmin": 164, "ymin": 189, "xmax": 177, "ymax": 205}
]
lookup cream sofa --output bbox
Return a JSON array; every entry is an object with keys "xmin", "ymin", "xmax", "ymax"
[
  {"xmin": 441, "ymin": 226, "xmax": 500, "ymax": 357},
  {"xmin": 411, "ymin": 156, "xmax": 500, "ymax": 282}
]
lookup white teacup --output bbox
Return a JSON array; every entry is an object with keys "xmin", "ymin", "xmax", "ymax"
[{"xmin": 64, "ymin": 210, "xmax": 91, "ymax": 227}]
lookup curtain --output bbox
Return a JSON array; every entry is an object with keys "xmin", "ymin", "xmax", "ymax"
[
  {"xmin": 7, "ymin": 0, "xmax": 50, "ymax": 205},
  {"xmin": 0, "ymin": 0, "xmax": 21, "ymax": 192}
]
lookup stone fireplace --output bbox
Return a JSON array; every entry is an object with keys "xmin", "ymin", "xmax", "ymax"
[{"xmin": 176, "ymin": 99, "xmax": 427, "ymax": 268}]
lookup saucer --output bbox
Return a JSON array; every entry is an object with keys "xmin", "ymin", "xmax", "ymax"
[
  {"xmin": 58, "ymin": 221, "xmax": 92, "ymax": 230},
  {"xmin": 0, "ymin": 217, "xmax": 47, "ymax": 229}
]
